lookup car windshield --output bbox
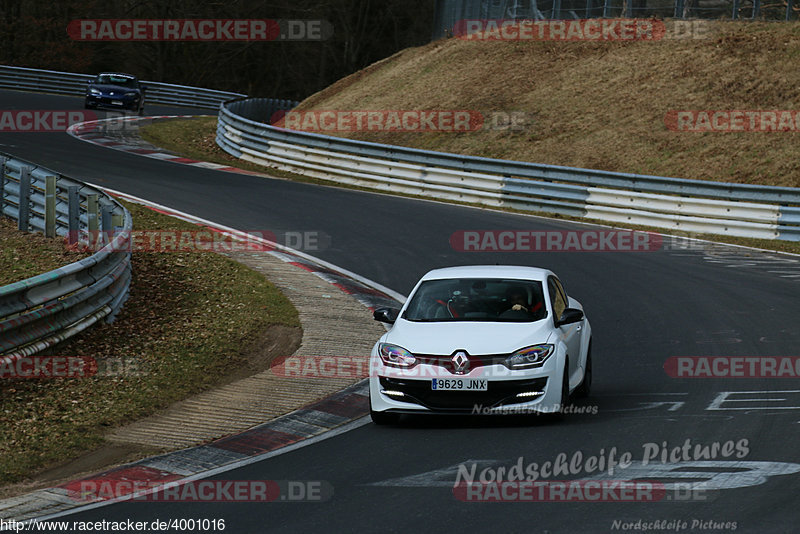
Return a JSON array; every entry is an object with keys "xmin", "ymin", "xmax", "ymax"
[
  {"xmin": 403, "ymin": 278, "xmax": 547, "ymax": 322},
  {"xmin": 95, "ymin": 74, "xmax": 137, "ymax": 88}
]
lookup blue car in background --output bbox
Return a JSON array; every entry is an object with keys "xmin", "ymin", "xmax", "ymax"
[{"xmin": 84, "ymin": 73, "xmax": 146, "ymax": 115}]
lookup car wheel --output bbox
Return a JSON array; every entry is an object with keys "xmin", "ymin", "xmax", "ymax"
[
  {"xmin": 137, "ymin": 102, "xmax": 144, "ymax": 116},
  {"xmin": 370, "ymin": 409, "xmax": 400, "ymax": 425},
  {"xmin": 574, "ymin": 342, "xmax": 592, "ymax": 398},
  {"xmin": 84, "ymin": 101, "xmax": 95, "ymax": 110}
]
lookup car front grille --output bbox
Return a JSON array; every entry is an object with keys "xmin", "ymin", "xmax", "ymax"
[
  {"xmin": 379, "ymin": 376, "xmax": 548, "ymax": 412},
  {"xmin": 412, "ymin": 353, "xmax": 508, "ymax": 375}
]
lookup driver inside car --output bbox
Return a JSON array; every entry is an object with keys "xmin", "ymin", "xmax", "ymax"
[{"xmin": 507, "ymin": 286, "xmax": 529, "ymax": 312}]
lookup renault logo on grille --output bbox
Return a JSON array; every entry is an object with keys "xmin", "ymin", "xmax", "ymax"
[{"xmin": 451, "ymin": 351, "xmax": 469, "ymax": 374}]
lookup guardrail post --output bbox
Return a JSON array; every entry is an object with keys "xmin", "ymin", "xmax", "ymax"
[
  {"xmin": 44, "ymin": 175, "xmax": 56, "ymax": 238},
  {"xmin": 732, "ymin": 0, "xmax": 739, "ymax": 18},
  {"xmin": 602, "ymin": 0, "xmax": 611, "ymax": 18},
  {"xmin": 101, "ymin": 204, "xmax": 113, "ymax": 246},
  {"xmin": 553, "ymin": 0, "xmax": 562, "ymax": 18},
  {"xmin": 18, "ymin": 167, "xmax": 31, "ymax": 231},
  {"xmin": 752, "ymin": 0, "xmax": 761, "ymax": 17},
  {"xmin": 87, "ymin": 193, "xmax": 99, "ymax": 235},
  {"xmin": 68, "ymin": 186, "xmax": 80, "ymax": 245},
  {"xmin": 787, "ymin": 0, "xmax": 794, "ymax": 20}
]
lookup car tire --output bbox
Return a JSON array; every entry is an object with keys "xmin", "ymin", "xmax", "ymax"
[
  {"xmin": 370, "ymin": 409, "xmax": 400, "ymax": 425},
  {"xmin": 137, "ymin": 102, "xmax": 144, "ymax": 116},
  {"xmin": 574, "ymin": 342, "xmax": 592, "ymax": 398}
]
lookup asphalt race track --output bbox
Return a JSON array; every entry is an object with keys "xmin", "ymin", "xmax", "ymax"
[{"xmin": 2, "ymin": 89, "xmax": 799, "ymax": 533}]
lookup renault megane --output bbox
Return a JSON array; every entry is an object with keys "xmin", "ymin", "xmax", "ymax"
[{"xmin": 369, "ymin": 265, "xmax": 592, "ymax": 424}]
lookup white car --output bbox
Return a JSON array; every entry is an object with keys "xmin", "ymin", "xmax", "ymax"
[{"xmin": 369, "ymin": 265, "xmax": 592, "ymax": 424}]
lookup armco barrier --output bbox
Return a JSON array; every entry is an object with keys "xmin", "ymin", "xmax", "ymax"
[
  {"xmin": 0, "ymin": 65, "xmax": 245, "ymax": 110},
  {"xmin": 217, "ymin": 98, "xmax": 800, "ymax": 242},
  {"xmin": 0, "ymin": 153, "xmax": 132, "ymax": 360}
]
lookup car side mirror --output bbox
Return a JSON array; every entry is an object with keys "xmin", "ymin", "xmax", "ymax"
[
  {"xmin": 556, "ymin": 308, "xmax": 584, "ymax": 327},
  {"xmin": 373, "ymin": 307, "xmax": 400, "ymax": 324}
]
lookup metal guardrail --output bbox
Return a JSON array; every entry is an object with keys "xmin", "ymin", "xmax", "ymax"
[
  {"xmin": 217, "ymin": 98, "xmax": 800, "ymax": 242},
  {"xmin": 0, "ymin": 65, "xmax": 245, "ymax": 110},
  {"xmin": 0, "ymin": 153, "xmax": 132, "ymax": 360}
]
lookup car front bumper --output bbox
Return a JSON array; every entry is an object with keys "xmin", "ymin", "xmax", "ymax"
[
  {"xmin": 85, "ymin": 95, "xmax": 140, "ymax": 110},
  {"xmin": 369, "ymin": 359, "xmax": 564, "ymax": 416}
]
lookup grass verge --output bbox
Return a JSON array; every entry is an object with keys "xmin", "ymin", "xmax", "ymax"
[
  {"xmin": 0, "ymin": 202, "xmax": 300, "ymax": 485},
  {"xmin": 139, "ymin": 118, "xmax": 800, "ymax": 256},
  {"xmin": 292, "ymin": 20, "xmax": 800, "ymax": 188},
  {"xmin": 0, "ymin": 217, "xmax": 91, "ymax": 286}
]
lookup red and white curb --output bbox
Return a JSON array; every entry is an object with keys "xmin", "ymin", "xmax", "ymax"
[
  {"xmin": 67, "ymin": 115, "xmax": 267, "ymax": 176},
  {"xmin": 6, "ymin": 382, "xmax": 371, "ymax": 522}
]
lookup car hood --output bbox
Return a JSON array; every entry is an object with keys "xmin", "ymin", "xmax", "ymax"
[
  {"xmin": 384, "ymin": 319, "xmax": 553, "ymax": 355},
  {"xmin": 89, "ymin": 84, "xmax": 138, "ymax": 94}
]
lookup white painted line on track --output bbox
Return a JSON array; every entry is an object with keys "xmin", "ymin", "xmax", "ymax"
[{"xmin": 88, "ymin": 183, "xmax": 408, "ymax": 303}]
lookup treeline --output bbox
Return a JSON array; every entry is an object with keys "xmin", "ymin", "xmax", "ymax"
[{"xmin": 0, "ymin": 0, "xmax": 434, "ymax": 100}]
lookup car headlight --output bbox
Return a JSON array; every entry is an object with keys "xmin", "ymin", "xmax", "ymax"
[
  {"xmin": 378, "ymin": 343, "xmax": 416, "ymax": 368},
  {"xmin": 504, "ymin": 344, "xmax": 554, "ymax": 370},
  {"xmin": 89, "ymin": 89, "xmax": 101, "ymax": 95}
]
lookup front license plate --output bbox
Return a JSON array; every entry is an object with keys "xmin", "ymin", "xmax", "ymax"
[
  {"xmin": 112, "ymin": 100, "xmax": 123, "ymax": 105},
  {"xmin": 431, "ymin": 378, "xmax": 488, "ymax": 391}
]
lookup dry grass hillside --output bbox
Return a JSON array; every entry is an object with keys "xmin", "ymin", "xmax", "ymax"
[{"xmin": 289, "ymin": 21, "xmax": 800, "ymax": 187}]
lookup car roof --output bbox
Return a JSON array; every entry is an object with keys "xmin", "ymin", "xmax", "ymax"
[{"xmin": 419, "ymin": 265, "xmax": 553, "ymax": 282}]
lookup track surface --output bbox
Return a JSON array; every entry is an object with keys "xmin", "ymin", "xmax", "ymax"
[{"xmin": 2, "ymin": 90, "xmax": 799, "ymax": 533}]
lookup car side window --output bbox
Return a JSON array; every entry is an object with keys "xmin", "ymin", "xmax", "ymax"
[
  {"xmin": 554, "ymin": 277, "xmax": 568, "ymax": 306},
  {"xmin": 548, "ymin": 276, "xmax": 567, "ymax": 322}
]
